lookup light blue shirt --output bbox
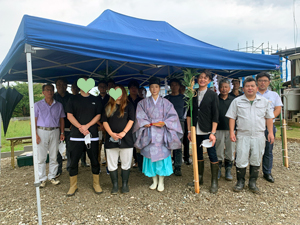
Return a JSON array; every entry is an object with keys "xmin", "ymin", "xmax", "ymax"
[{"xmin": 257, "ymin": 89, "xmax": 282, "ymax": 122}]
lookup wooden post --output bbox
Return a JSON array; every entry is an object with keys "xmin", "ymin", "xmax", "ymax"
[
  {"xmin": 11, "ymin": 140, "xmax": 15, "ymax": 168},
  {"xmin": 191, "ymin": 126, "xmax": 199, "ymax": 193},
  {"xmin": 282, "ymin": 119, "xmax": 289, "ymax": 168}
]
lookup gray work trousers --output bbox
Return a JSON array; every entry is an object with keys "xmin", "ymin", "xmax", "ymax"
[
  {"xmin": 216, "ymin": 130, "xmax": 235, "ymax": 161},
  {"xmin": 235, "ymin": 135, "xmax": 266, "ymax": 168}
]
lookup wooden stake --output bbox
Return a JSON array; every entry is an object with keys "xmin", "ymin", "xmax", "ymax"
[
  {"xmin": 191, "ymin": 126, "xmax": 200, "ymax": 193},
  {"xmin": 282, "ymin": 119, "xmax": 289, "ymax": 168}
]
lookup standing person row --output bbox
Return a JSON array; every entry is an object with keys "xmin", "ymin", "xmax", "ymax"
[
  {"xmin": 226, "ymin": 77, "xmax": 274, "ymax": 193},
  {"xmin": 101, "ymin": 85, "xmax": 135, "ymax": 194},
  {"xmin": 133, "ymin": 77, "xmax": 183, "ymax": 192},
  {"xmin": 256, "ymin": 72, "xmax": 283, "ymax": 183},
  {"xmin": 187, "ymin": 70, "xmax": 219, "ymax": 194},
  {"xmin": 165, "ymin": 78, "xmax": 186, "ymax": 176},
  {"xmin": 66, "ymin": 77, "xmax": 103, "ymax": 196},
  {"xmin": 35, "ymin": 83, "xmax": 65, "ymax": 188},
  {"xmin": 215, "ymin": 79, "xmax": 235, "ymax": 180}
]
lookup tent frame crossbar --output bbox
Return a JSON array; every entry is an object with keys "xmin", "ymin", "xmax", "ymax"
[
  {"xmin": 10, "ymin": 68, "xmax": 56, "ymax": 83},
  {"xmin": 108, "ymin": 62, "xmax": 127, "ymax": 77},
  {"xmin": 111, "ymin": 60, "xmax": 141, "ymax": 72},
  {"xmin": 11, "ymin": 57, "xmax": 102, "ymax": 75},
  {"xmin": 30, "ymin": 56, "xmax": 104, "ymax": 78},
  {"xmin": 140, "ymin": 67, "xmax": 165, "ymax": 85}
]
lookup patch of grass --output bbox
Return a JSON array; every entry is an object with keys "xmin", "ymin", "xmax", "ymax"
[
  {"xmin": 1, "ymin": 120, "xmax": 32, "ymax": 152},
  {"xmin": 275, "ymin": 125, "xmax": 300, "ymax": 139}
]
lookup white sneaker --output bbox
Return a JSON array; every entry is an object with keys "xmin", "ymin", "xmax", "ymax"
[
  {"xmin": 40, "ymin": 180, "xmax": 46, "ymax": 188},
  {"xmin": 50, "ymin": 178, "xmax": 60, "ymax": 185}
]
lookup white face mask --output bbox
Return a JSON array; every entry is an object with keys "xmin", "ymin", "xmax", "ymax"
[{"xmin": 85, "ymin": 133, "xmax": 91, "ymax": 149}]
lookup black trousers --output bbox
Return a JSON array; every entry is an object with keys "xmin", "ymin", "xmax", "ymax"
[
  {"xmin": 183, "ymin": 119, "xmax": 190, "ymax": 162},
  {"xmin": 69, "ymin": 141, "xmax": 100, "ymax": 176},
  {"xmin": 196, "ymin": 134, "xmax": 218, "ymax": 163}
]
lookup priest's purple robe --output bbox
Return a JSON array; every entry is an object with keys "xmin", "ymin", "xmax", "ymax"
[{"xmin": 133, "ymin": 96, "xmax": 183, "ymax": 162}]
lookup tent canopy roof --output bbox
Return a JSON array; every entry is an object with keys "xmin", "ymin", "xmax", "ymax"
[{"xmin": 0, "ymin": 9, "xmax": 280, "ymax": 85}]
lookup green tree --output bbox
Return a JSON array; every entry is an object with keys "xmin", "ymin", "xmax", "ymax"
[
  {"xmin": 269, "ymin": 70, "xmax": 283, "ymax": 94},
  {"xmin": 11, "ymin": 82, "xmax": 44, "ymax": 117}
]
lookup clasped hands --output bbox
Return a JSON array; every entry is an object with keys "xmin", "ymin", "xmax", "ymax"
[
  {"xmin": 78, "ymin": 124, "xmax": 90, "ymax": 136},
  {"xmin": 110, "ymin": 131, "xmax": 126, "ymax": 141}
]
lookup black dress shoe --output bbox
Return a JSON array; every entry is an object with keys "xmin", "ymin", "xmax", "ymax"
[{"xmin": 263, "ymin": 174, "xmax": 275, "ymax": 183}]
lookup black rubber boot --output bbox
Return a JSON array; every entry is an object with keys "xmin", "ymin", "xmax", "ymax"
[
  {"xmin": 136, "ymin": 153, "xmax": 143, "ymax": 172},
  {"xmin": 210, "ymin": 163, "xmax": 219, "ymax": 194},
  {"xmin": 249, "ymin": 165, "xmax": 260, "ymax": 193},
  {"xmin": 109, "ymin": 170, "xmax": 118, "ymax": 195},
  {"xmin": 174, "ymin": 166, "xmax": 182, "ymax": 176},
  {"xmin": 187, "ymin": 160, "xmax": 204, "ymax": 186},
  {"xmin": 121, "ymin": 169, "xmax": 130, "ymax": 193},
  {"xmin": 224, "ymin": 159, "xmax": 233, "ymax": 181},
  {"xmin": 218, "ymin": 160, "xmax": 222, "ymax": 179},
  {"xmin": 233, "ymin": 167, "xmax": 246, "ymax": 192},
  {"xmin": 198, "ymin": 161, "xmax": 204, "ymax": 185}
]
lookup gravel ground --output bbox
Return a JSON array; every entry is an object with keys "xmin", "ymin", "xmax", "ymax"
[{"xmin": 0, "ymin": 140, "xmax": 300, "ymax": 225}]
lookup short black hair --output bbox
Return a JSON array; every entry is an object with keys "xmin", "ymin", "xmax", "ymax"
[
  {"xmin": 256, "ymin": 72, "xmax": 271, "ymax": 81},
  {"xmin": 231, "ymin": 78, "xmax": 240, "ymax": 83},
  {"xmin": 107, "ymin": 78, "xmax": 115, "ymax": 84},
  {"xmin": 243, "ymin": 77, "xmax": 256, "ymax": 87},
  {"xmin": 169, "ymin": 78, "xmax": 181, "ymax": 86},
  {"xmin": 42, "ymin": 83, "xmax": 54, "ymax": 91},
  {"xmin": 148, "ymin": 77, "xmax": 161, "ymax": 86},
  {"xmin": 55, "ymin": 77, "xmax": 68, "ymax": 85},
  {"xmin": 198, "ymin": 69, "xmax": 212, "ymax": 80},
  {"xmin": 128, "ymin": 79, "xmax": 140, "ymax": 89},
  {"xmin": 98, "ymin": 79, "xmax": 108, "ymax": 86}
]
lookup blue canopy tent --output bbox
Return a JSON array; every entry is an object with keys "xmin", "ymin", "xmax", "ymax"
[
  {"xmin": 0, "ymin": 10, "xmax": 280, "ymax": 224},
  {"xmin": 0, "ymin": 10, "xmax": 279, "ymax": 85}
]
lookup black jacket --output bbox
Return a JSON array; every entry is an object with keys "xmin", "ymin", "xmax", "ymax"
[{"xmin": 187, "ymin": 89, "xmax": 219, "ymax": 132}]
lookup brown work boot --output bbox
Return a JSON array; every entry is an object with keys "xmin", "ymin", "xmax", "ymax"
[
  {"xmin": 93, "ymin": 174, "xmax": 103, "ymax": 194},
  {"xmin": 66, "ymin": 175, "xmax": 78, "ymax": 197}
]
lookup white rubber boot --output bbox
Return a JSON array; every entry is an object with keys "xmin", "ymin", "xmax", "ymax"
[
  {"xmin": 157, "ymin": 176, "xmax": 165, "ymax": 192},
  {"xmin": 149, "ymin": 175, "xmax": 158, "ymax": 190}
]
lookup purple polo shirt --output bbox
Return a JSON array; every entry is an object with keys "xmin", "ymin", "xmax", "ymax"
[{"xmin": 34, "ymin": 99, "xmax": 65, "ymax": 127}]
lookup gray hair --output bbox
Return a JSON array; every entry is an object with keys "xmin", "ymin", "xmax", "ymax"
[{"xmin": 218, "ymin": 78, "xmax": 230, "ymax": 88}]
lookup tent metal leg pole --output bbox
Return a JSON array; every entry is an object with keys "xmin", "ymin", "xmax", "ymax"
[{"xmin": 25, "ymin": 46, "xmax": 43, "ymax": 225}]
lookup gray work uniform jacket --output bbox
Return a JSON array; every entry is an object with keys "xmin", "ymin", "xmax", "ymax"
[{"xmin": 225, "ymin": 94, "xmax": 274, "ymax": 138}]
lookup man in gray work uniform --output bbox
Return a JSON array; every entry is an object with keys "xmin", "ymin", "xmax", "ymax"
[{"xmin": 226, "ymin": 77, "xmax": 274, "ymax": 193}]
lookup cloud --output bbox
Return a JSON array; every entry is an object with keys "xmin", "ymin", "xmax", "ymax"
[{"xmin": 0, "ymin": 0, "xmax": 299, "ymax": 64}]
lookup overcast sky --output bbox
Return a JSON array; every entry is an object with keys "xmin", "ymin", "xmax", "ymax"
[{"xmin": 0, "ymin": 0, "xmax": 299, "ymax": 64}]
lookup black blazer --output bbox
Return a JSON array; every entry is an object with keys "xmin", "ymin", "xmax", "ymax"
[{"xmin": 187, "ymin": 89, "xmax": 219, "ymax": 132}]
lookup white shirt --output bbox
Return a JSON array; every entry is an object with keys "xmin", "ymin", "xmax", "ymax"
[
  {"xmin": 257, "ymin": 89, "xmax": 283, "ymax": 122},
  {"xmin": 196, "ymin": 89, "xmax": 209, "ymax": 135}
]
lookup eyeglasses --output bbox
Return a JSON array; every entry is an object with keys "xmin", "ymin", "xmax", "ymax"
[{"xmin": 257, "ymin": 80, "xmax": 269, "ymax": 83}]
